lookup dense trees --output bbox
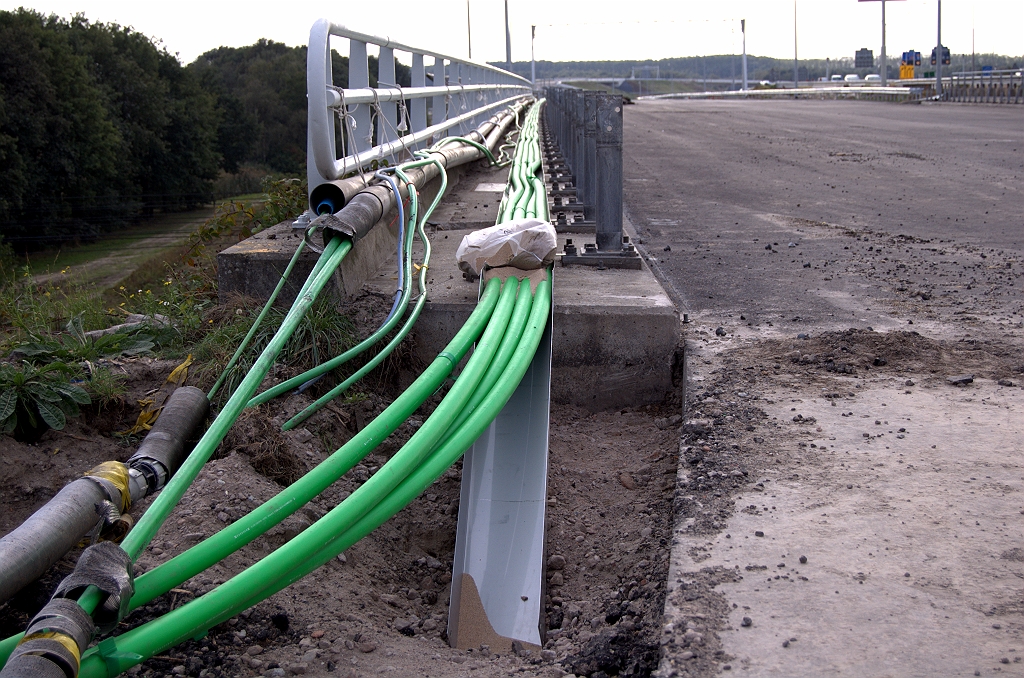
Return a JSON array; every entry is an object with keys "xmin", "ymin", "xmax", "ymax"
[
  {"xmin": 190, "ymin": 41, "xmax": 409, "ymax": 176},
  {"xmin": 0, "ymin": 10, "xmax": 219, "ymax": 248},
  {"xmin": 0, "ymin": 10, "xmax": 414, "ymax": 250}
]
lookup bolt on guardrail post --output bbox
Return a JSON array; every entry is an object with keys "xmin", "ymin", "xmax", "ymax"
[
  {"xmin": 583, "ymin": 92, "xmax": 597, "ymax": 222},
  {"xmin": 595, "ymin": 93, "xmax": 623, "ymax": 252}
]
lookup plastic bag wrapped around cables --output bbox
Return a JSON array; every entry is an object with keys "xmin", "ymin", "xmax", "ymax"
[
  {"xmin": 51, "ymin": 542, "xmax": 133, "ymax": 634},
  {"xmin": 455, "ymin": 218, "xmax": 557, "ymax": 277}
]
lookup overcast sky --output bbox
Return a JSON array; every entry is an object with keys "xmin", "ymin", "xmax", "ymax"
[{"xmin": 4, "ymin": 0, "xmax": 1021, "ymax": 66}]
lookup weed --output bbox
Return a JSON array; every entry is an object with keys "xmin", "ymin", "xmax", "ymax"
[
  {"xmin": 182, "ymin": 176, "xmax": 307, "ymax": 266},
  {"xmin": 13, "ymin": 313, "xmax": 154, "ymax": 364},
  {"xmin": 191, "ymin": 295, "xmax": 356, "ymax": 406},
  {"xmin": 0, "ymin": 360, "xmax": 90, "ymax": 442},
  {"xmin": 0, "ymin": 270, "xmax": 111, "ymax": 354},
  {"xmin": 84, "ymin": 364, "xmax": 128, "ymax": 413}
]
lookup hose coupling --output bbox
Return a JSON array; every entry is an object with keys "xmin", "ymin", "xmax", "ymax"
[
  {"xmin": 125, "ymin": 455, "xmax": 168, "ymax": 495},
  {"xmin": 3, "ymin": 599, "xmax": 95, "ymax": 677}
]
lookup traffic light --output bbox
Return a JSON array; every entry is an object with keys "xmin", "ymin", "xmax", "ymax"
[
  {"xmin": 930, "ymin": 47, "xmax": 936, "ymax": 65},
  {"xmin": 915, "ymin": 51, "xmax": 922, "ymax": 67}
]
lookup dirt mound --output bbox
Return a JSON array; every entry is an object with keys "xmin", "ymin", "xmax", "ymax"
[{"xmin": 756, "ymin": 328, "xmax": 1019, "ymax": 382}]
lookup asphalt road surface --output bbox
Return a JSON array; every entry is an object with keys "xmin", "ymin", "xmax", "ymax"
[
  {"xmin": 623, "ymin": 99, "xmax": 1022, "ymax": 326},
  {"xmin": 621, "ymin": 99, "xmax": 1024, "ymax": 677}
]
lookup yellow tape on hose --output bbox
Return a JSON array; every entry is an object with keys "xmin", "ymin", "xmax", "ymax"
[
  {"xmin": 17, "ymin": 631, "xmax": 81, "ymax": 672},
  {"xmin": 85, "ymin": 461, "xmax": 131, "ymax": 512}
]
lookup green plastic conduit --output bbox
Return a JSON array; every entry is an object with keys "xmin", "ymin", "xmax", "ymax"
[
  {"xmin": 0, "ymin": 237, "xmax": 353, "ymax": 667},
  {"xmin": 126, "ymin": 276, "xmax": 501, "ymax": 609},
  {"xmin": 75, "ymin": 276, "xmax": 551, "ymax": 678},
  {"xmin": 280, "ymin": 156, "xmax": 448, "ymax": 429},
  {"xmin": 208, "ymin": 225, "xmax": 316, "ymax": 401},
  {"xmin": 0, "ymin": 265, "xmax": 504, "ymax": 671},
  {"xmin": 69, "ymin": 278, "xmax": 524, "ymax": 675},
  {"xmin": 267, "ymin": 157, "xmax": 449, "ymax": 423},
  {"xmin": 118, "ymin": 236, "xmax": 350, "ymax": 562},
  {"xmin": 247, "ymin": 200, "xmax": 418, "ymax": 408}
]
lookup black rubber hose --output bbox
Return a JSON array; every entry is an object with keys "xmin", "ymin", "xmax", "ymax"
[
  {"xmin": 127, "ymin": 386, "xmax": 210, "ymax": 493},
  {"xmin": 0, "ymin": 479, "xmax": 114, "ymax": 605},
  {"xmin": 0, "ymin": 387, "xmax": 209, "ymax": 605}
]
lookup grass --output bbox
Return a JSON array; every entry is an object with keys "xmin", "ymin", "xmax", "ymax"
[
  {"xmin": 1, "ymin": 175, "xmax": 336, "ymax": 440},
  {"xmin": 190, "ymin": 294, "xmax": 357, "ymax": 407},
  {"xmin": 24, "ymin": 208, "xmax": 214, "ymax": 277}
]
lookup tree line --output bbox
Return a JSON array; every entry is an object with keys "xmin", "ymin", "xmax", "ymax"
[{"xmin": 0, "ymin": 9, "xmax": 407, "ymax": 251}]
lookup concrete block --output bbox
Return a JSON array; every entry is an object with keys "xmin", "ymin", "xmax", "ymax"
[{"xmin": 218, "ymin": 159, "xmax": 679, "ymax": 411}]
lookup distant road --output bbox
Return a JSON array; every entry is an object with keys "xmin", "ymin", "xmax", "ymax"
[{"xmin": 622, "ymin": 99, "xmax": 1023, "ymax": 319}]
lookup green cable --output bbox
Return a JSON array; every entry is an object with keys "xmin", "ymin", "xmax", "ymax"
[
  {"xmin": 437, "ymin": 279, "xmax": 534, "ymax": 442},
  {"xmin": 281, "ymin": 156, "xmax": 450, "ymax": 429},
  {"xmin": 250, "ymin": 155, "xmax": 448, "ymax": 409},
  {"xmin": 0, "ymin": 103, "xmax": 544, "ymax": 671},
  {"xmin": 431, "ymin": 136, "xmax": 497, "ymax": 164},
  {"xmin": 73, "ymin": 279, "xmax": 525, "ymax": 675},
  {"xmin": 0, "ymin": 238, "xmax": 354, "ymax": 668},
  {"xmin": 75, "ymin": 277, "xmax": 552, "ymax": 678},
  {"xmin": 120, "ymin": 277, "xmax": 501, "ymax": 611},
  {"xmin": 120, "ymin": 237, "xmax": 350, "ymax": 561},
  {"xmin": 208, "ymin": 226, "xmax": 315, "ymax": 401}
]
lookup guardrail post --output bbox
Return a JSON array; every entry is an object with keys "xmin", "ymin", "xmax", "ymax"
[
  {"xmin": 431, "ymin": 57, "xmax": 445, "ymax": 136},
  {"xmin": 349, "ymin": 40, "xmax": 371, "ymax": 154},
  {"xmin": 595, "ymin": 93, "xmax": 623, "ymax": 252},
  {"xmin": 583, "ymin": 92, "xmax": 597, "ymax": 222}
]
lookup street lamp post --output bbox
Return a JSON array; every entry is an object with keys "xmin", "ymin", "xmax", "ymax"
[
  {"xmin": 935, "ymin": 0, "xmax": 943, "ymax": 97},
  {"xmin": 742, "ymin": 19, "xmax": 748, "ymax": 90},
  {"xmin": 880, "ymin": 0, "xmax": 887, "ymax": 86}
]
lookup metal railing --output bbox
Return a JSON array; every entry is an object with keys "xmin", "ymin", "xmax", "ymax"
[
  {"xmin": 944, "ymin": 70, "xmax": 1023, "ymax": 104},
  {"xmin": 641, "ymin": 86, "xmax": 924, "ymax": 103},
  {"xmin": 307, "ymin": 19, "xmax": 533, "ymax": 200}
]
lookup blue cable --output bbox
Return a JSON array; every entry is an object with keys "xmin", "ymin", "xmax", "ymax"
[
  {"xmin": 296, "ymin": 171, "xmax": 407, "ymax": 396},
  {"xmin": 375, "ymin": 169, "xmax": 406, "ymax": 321}
]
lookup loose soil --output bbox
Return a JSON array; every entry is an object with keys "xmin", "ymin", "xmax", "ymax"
[{"xmin": 0, "ymin": 286, "xmax": 683, "ymax": 678}]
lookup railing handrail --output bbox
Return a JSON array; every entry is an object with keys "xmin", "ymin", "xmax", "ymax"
[
  {"xmin": 307, "ymin": 18, "xmax": 532, "ymax": 203},
  {"xmin": 319, "ymin": 22, "xmax": 531, "ymax": 85}
]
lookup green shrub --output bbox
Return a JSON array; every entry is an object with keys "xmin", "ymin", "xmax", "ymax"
[
  {"xmin": 192, "ymin": 295, "xmax": 355, "ymax": 406},
  {"xmin": 182, "ymin": 176, "xmax": 307, "ymax": 266}
]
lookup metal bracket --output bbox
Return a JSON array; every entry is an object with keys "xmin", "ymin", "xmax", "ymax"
[{"xmin": 559, "ymin": 237, "xmax": 642, "ymax": 270}]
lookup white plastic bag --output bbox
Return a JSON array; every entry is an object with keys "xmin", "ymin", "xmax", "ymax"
[{"xmin": 455, "ymin": 218, "xmax": 557, "ymax": 277}]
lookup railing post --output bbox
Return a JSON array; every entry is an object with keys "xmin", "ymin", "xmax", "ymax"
[
  {"xmin": 377, "ymin": 46, "xmax": 397, "ymax": 150},
  {"xmin": 574, "ymin": 90, "xmax": 585, "ymax": 183},
  {"xmin": 411, "ymin": 53, "xmax": 427, "ymax": 141},
  {"xmin": 431, "ymin": 57, "xmax": 445, "ymax": 137},
  {"xmin": 450, "ymin": 62, "xmax": 462, "ymax": 136},
  {"xmin": 595, "ymin": 93, "xmax": 623, "ymax": 252},
  {"xmin": 349, "ymin": 40, "xmax": 371, "ymax": 154}
]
